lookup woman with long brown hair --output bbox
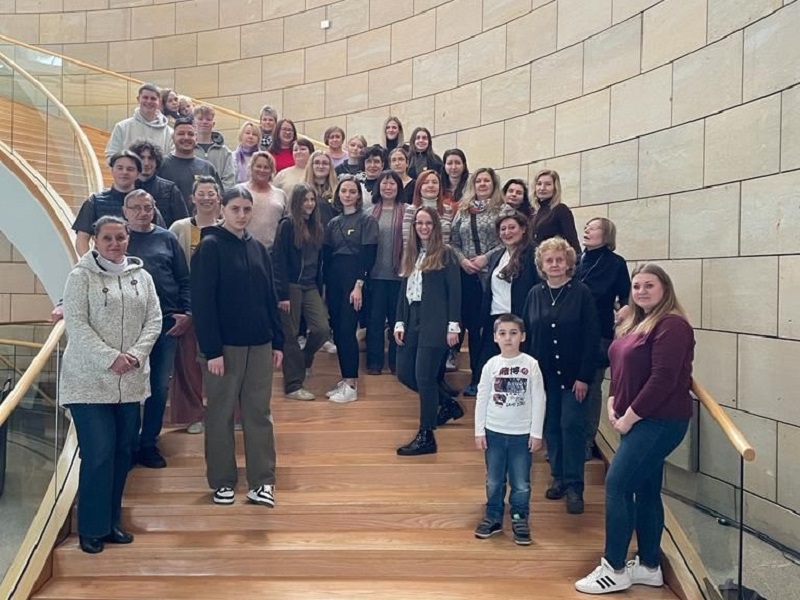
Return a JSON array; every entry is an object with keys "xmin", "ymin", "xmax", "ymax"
[
  {"xmin": 401, "ymin": 169, "xmax": 453, "ymax": 250},
  {"xmin": 272, "ymin": 183, "xmax": 329, "ymax": 401},
  {"xmin": 576, "ymin": 264, "xmax": 694, "ymax": 595},
  {"xmin": 394, "ymin": 206, "xmax": 461, "ymax": 456}
]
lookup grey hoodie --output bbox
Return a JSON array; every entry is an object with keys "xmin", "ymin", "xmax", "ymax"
[
  {"xmin": 104, "ymin": 108, "xmax": 174, "ymax": 160},
  {"xmin": 194, "ymin": 134, "xmax": 235, "ymax": 191},
  {"xmin": 60, "ymin": 251, "xmax": 162, "ymax": 405}
]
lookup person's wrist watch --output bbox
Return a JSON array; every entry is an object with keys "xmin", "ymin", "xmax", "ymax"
[{"xmin": 355, "ymin": 279, "xmax": 365, "ymax": 289}]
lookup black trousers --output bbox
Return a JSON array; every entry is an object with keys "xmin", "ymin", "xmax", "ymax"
[
  {"xmin": 366, "ymin": 278, "xmax": 401, "ymax": 371},
  {"xmin": 458, "ymin": 271, "xmax": 484, "ymax": 385},
  {"xmin": 477, "ymin": 312, "xmax": 501, "ymax": 377},
  {"xmin": 396, "ymin": 304, "xmax": 447, "ymax": 429},
  {"xmin": 327, "ymin": 257, "xmax": 361, "ymax": 379}
]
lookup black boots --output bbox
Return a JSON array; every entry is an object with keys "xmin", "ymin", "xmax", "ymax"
[
  {"xmin": 437, "ymin": 395, "xmax": 465, "ymax": 426},
  {"xmin": 79, "ymin": 536, "xmax": 104, "ymax": 554},
  {"xmin": 104, "ymin": 526, "xmax": 134, "ymax": 544},
  {"xmin": 397, "ymin": 428, "xmax": 437, "ymax": 456}
]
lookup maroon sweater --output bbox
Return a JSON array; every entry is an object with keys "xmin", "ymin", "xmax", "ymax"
[{"xmin": 609, "ymin": 314, "xmax": 695, "ymax": 420}]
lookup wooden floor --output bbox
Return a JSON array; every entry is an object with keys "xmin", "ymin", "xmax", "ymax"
[{"xmin": 34, "ymin": 353, "xmax": 679, "ymax": 599}]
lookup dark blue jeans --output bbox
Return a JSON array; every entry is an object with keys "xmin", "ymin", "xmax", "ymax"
[
  {"xmin": 366, "ymin": 279, "xmax": 401, "ymax": 371},
  {"xmin": 70, "ymin": 402, "xmax": 139, "ymax": 537},
  {"xmin": 604, "ymin": 418, "xmax": 689, "ymax": 570},
  {"xmin": 484, "ymin": 429, "xmax": 532, "ymax": 522},
  {"xmin": 544, "ymin": 385, "xmax": 586, "ymax": 493},
  {"xmin": 137, "ymin": 316, "xmax": 178, "ymax": 451}
]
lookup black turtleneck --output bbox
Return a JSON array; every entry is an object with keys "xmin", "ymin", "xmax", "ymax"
[
  {"xmin": 574, "ymin": 245, "xmax": 631, "ymax": 339},
  {"xmin": 531, "ymin": 199, "xmax": 581, "ymax": 254}
]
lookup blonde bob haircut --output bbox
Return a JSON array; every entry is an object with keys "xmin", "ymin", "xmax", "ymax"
[
  {"xmin": 532, "ymin": 169, "xmax": 563, "ymax": 210},
  {"xmin": 616, "ymin": 263, "xmax": 689, "ymax": 337},
  {"xmin": 586, "ymin": 217, "xmax": 617, "ymax": 252},
  {"xmin": 534, "ymin": 236, "xmax": 576, "ymax": 280},
  {"xmin": 238, "ymin": 120, "xmax": 261, "ymax": 144},
  {"xmin": 248, "ymin": 150, "xmax": 276, "ymax": 181}
]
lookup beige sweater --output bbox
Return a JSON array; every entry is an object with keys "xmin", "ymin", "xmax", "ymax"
[{"xmin": 60, "ymin": 252, "xmax": 162, "ymax": 406}]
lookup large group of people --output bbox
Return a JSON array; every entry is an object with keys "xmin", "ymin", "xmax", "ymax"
[{"xmin": 58, "ymin": 82, "xmax": 696, "ymax": 599}]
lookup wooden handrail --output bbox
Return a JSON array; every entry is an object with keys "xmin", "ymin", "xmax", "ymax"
[
  {"xmin": 0, "ymin": 50, "xmax": 105, "ymax": 194},
  {"xmin": 0, "ymin": 34, "xmax": 327, "ymax": 150},
  {"xmin": 0, "ymin": 338, "xmax": 45, "ymax": 350},
  {"xmin": 0, "ymin": 320, "xmax": 65, "ymax": 428},
  {"xmin": 692, "ymin": 379, "xmax": 755, "ymax": 462}
]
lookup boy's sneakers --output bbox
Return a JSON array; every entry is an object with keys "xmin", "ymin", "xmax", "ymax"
[
  {"xmin": 575, "ymin": 557, "xmax": 632, "ymax": 594},
  {"xmin": 213, "ymin": 486, "xmax": 235, "ymax": 505},
  {"xmin": 626, "ymin": 556, "xmax": 664, "ymax": 587},
  {"xmin": 329, "ymin": 383, "xmax": 357, "ymax": 403},
  {"xmin": 247, "ymin": 484, "xmax": 275, "ymax": 507},
  {"xmin": 474, "ymin": 518, "xmax": 502, "ymax": 539},
  {"xmin": 510, "ymin": 513, "xmax": 531, "ymax": 545},
  {"xmin": 285, "ymin": 388, "xmax": 315, "ymax": 401}
]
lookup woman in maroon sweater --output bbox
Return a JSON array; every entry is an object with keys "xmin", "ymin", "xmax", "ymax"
[{"xmin": 575, "ymin": 263, "xmax": 694, "ymax": 596}]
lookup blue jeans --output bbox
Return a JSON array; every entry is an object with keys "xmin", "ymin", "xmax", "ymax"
[
  {"xmin": 484, "ymin": 429, "xmax": 532, "ymax": 522},
  {"xmin": 544, "ymin": 385, "xmax": 586, "ymax": 492},
  {"xmin": 604, "ymin": 418, "xmax": 689, "ymax": 570},
  {"xmin": 137, "ymin": 316, "xmax": 178, "ymax": 451},
  {"xmin": 70, "ymin": 402, "xmax": 139, "ymax": 537}
]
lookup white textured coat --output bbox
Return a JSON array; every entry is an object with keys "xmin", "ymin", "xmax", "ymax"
[{"xmin": 60, "ymin": 252, "xmax": 162, "ymax": 406}]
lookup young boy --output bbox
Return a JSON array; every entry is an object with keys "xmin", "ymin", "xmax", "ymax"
[{"xmin": 474, "ymin": 314, "xmax": 546, "ymax": 545}]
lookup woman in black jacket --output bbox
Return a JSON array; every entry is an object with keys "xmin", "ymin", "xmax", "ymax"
[
  {"xmin": 522, "ymin": 236, "xmax": 599, "ymax": 516},
  {"xmin": 394, "ymin": 206, "xmax": 461, "ymax": 456},
  {"xmin": 191, "ymin": 187, "xmax": 285, "ymax": 508},
  {"xmin": 406, "ymin": 127, "xmax": 443, "ymax": 180},
  {"xmin": 323, "ymin": 176, "xmax": 379, "ymax": 403},
  {"xmin": 476, "ymin": 210, "xmax": 539, "ymax": 374},
  {"xmin": 272, "ymin": 183, "xmax": 329, "ymax": 401}
]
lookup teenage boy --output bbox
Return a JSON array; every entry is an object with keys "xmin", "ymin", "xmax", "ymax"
[
  {"xmin": 193, "ymin": 104, "xmax": 235, "ymax": 190},
  {"xmin": 474, "ymin": 314, "xmax": 546, "ymax": 546},
  {"xmin": 105, "ymin": 83, "xmax": 173, "ymax": 160}
]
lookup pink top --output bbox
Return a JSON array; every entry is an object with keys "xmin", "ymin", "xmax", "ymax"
[{"xmin": 609, "ymin": 314, "xmax": 694, "ymax": 420}]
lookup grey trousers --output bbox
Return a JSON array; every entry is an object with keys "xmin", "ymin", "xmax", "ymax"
[{"xmin": 203, "ymin": 343, "xmax": 276, "ymax": 490}]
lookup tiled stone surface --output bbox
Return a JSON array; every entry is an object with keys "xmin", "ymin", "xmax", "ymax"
[
  {"xmin": 530, "ymin": 44, "xmax": 583, "ymax": 111},
  {"xmin": 555, "ymin": 90, "xmax": 610, "ymax": 156},
  {"xmin": 86, "ymin": 8, "xmax": 131, "ymax": 43},
  {"xmin": 641, "ymin": 0, "xmax": 707, "ymax": 70},
  {"xmin": 412, "ymin": 46, "xmax": 458, "ymax": 98},
  {"xmin": 391, "ymin": 10, "xmax": 435, "ymax": 63},
  {"xmin": 457, "ymin": 27, "xmax": 506, "ymax": 86},
  {"xmin": 610, "ymin": 64, "xmax": 672, "ymax": 142},
  {"xmin": 347, "ymin": 26, "xmax": 391, "ymax": 74},
  {"xmin": 777, "ymin": 423, "xmax": 800, "ymax": 512},
  {"xmin": 503, "ymin": 107, "xmax": 556, "ymax": 167},
  {"xmin": 325, "ymin": 73, "xmax": 369, "ymax": 116},
  {"xmin": 434, "ymin": 82, "xmax": 481, "ymax": 134},
  {"xmin": 740, "ymin": 169, "xmax": 800, "ymax": 256},
  {"xmin": 481, "ymin": 65, "xmax": 530, "ymax": 124},
  {"xmin": 739, "ymin": 335, "xmax": 800, "ymax": 426},
  {"xmin": 611, "ymin": 0, "xmax": 659, "ymax": 23},
  {"xmin": 778, "ymin": 256, "xmax": 800, "ymax": 340},
  {"xmin": 368, "ymin": 60, "xmax": 413, "ymax": 106},
  {"xmin": 670, "ymin": 184, "xmax": 740, "ymax": 259},
  {"xmin": 506, "ymin": 2, "xmax": 557, "ymax": 69},
  {"xmin": 583, "ymin": 15, "xmax": 641, "ymax": 94},
  {"xmin": 556, "ymin": 0, "xmax": 612, "ymax": 49},
  {"xmin": 326, "ymin": 0, "xmax": 370, "ymax": 42},
  {"xmin": 305, "ymin": 40, "xmax": 348, "ymax": 84},
  {"xmin": 262, "ymin": 49, "xmax": 305, "ymax": 91},
  {"xmin": 708, "ymin": 0, "xmax": 782, "ymax": 42},
  {"xmin": 672, "ymin": 32, "xmax": 743, "ymax": 125},
  {"xmin": 483, "ymin": 0, "xmax": 531, "ymax": 29},
  {"xmin": 435, "ymin": 0, "xmax": 481, "ymax": 48},
  {"xmin": 579, "ymin": 140, "xmax": 638, "ymax": 206},
  {"xmin": 781, "ymin": 85, "xmax": 800, "ymax": 171},
  {"xmin": 638, "ymin": 121, "xmax": 704, "ymax": 197},
  {"xmin": 743, "ymin": 0, "xmax": 800, "ymax": 100},
  {"xmin": 456, "ymin": 122, "xmax": 505, "ymax": 173},
  {"xmin": 608, "ymin": 195, "xmax": 670, "ymax": 260},
  {"xmin": 693, "ymin": 329, "xmax": 738, "ymax": 407},
  {"xmin": 702, "ymin": 257, "xmax": 778, "ymax": 336},
  {"xmin": 370, "ymin": 0, "xmax": 413, "ymax": 29}
]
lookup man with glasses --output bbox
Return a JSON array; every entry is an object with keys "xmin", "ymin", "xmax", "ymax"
[
  {"xmin": 72, "ymin": 150, "xmax": 166, "ymax": 256},
  {"xmin": 123, "ymin": 190, "xmax": 191, "ymax": 469}
]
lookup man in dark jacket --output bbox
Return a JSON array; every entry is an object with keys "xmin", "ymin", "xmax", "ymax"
[{"xmin": 129, "ymin": 140, "xmax": 188, "ymax": 228}]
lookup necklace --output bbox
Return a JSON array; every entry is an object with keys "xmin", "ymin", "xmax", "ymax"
[{"xmin": 547, "ymin": 283, "xmax": 567, "ymax": 307}]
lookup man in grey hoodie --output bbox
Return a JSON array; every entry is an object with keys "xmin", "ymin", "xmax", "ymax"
[
  {"xmin": 105, "ymin": 83, "xmax": 174, "ymax": 161},
  {"xmin": 193, "ymin": 104, "xmax": 235, "ymax": 191}
]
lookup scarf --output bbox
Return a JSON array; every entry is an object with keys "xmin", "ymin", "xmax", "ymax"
[
  {"xmin": 234, "ymin": 144, "xmax": 258, "ymax": 183},
  {"xmin": 469, "ymin": 199, "xmax": 487, "ymax": 214}
]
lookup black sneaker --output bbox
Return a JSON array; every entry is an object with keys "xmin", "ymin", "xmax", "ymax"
[
  {"xmin": 566, "ymin": 488, "xmax": 585, "ymax": 514},
  {"xmin": 138, "ymin": 446, "xmax": 167, "ymax": 469},
  {"xmin": 474, "ymin": 518, "xmax": 502, "ymax": 539},
  {"xmin": 545, "ymin": 480, "xmax": 565, "ymax": 500},
  {"xmin": 510, "ymin": 513, "xmax": 531, "ymax": 545}
]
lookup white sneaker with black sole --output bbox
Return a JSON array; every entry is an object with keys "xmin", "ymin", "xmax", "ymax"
[
  {"xmin": 329, "ymin": 383, "xmax": 357, "ymax": 403},
  {"xmin": 321, "ymin": 340, "xmax": 337, "ymax": 354},
  {"xmin": 627, "ymin": 556, "xmax": 663, "ymax": 587},
  {"xmin": 213, "ymin": 486, "xmax": 235, "ymax": 505},
  {"xmin": 246, "ymin": 484, "xmax": 275, "ymax": 507},
  {"xmin": 575, "ymin": 557, "xmax": 632, "ymax": 594}
]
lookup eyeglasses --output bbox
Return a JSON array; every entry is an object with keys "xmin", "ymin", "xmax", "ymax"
[{"xmin": 126, "ymin": 205, "xmax": 154, "ymax": 213}]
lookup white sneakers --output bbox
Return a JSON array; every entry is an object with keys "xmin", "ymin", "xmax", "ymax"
[
  {"xmin": 326, "ymin": 380, "xmax": 345, "ymax": 397},
  {"xmin": 575, "ymin": 556, "xmax": 663, "ymax": 595},
  {"xmin": 329, "ymin": 383, "xmax": 357, "ymax": 403},
  {"xmin": 246, "ymin": 484, "xmax": 276, "ymax": 507},
  {"xmin": 626, "ymin": 556, "xmax": 664, "ymax": 587},
  {"xmin": 213, "ymin": 486, "xmax": 235, "ymax": 505},
  {"xmin": 321, "ymin": 340, "xmax": 337, "ymax": 354},
  {"xmin": 285, "ymin": 388, "xmax": 315, "ymax": 401}
]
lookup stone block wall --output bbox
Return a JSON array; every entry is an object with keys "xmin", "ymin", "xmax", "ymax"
[
  {"xmin": 1, "ymin": 0, "xmax": 799, "ymax": 551},
  {"xmin": 0, "ymin": 232, "xmax": 52, "ymax": 323}
]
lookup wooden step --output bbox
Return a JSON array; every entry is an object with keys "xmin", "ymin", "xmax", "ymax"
[
  {"xmin": 34, "ymin": 576, "xmax": 679, "ymax": 600},
  {"xmin": 115, "ymin": 485, "xmax": 606, "ymax": 533},
  {"xmin": 52, "ymin": 530, "xmax": 606, "ymax": 579}
]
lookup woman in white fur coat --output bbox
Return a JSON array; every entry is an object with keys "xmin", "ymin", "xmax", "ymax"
[{"xmin": 61, "ymin": 215, "xmax": 162, "ymax": 554}]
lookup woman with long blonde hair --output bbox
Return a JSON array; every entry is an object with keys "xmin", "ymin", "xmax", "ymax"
[
  {"xmin": 304, "ymin": 150, "xmax": 339, "ymax": 226},
  {"xmin": 531, "ymin": 169, "xmax": 580, "ymax": 253},
  {"xmin": 394, "ymin": 206, "xmax": 461, "ymax": 456},
  {"xmin": 576, "ymin": 264, "xmax": 694, "ymax": 595}
]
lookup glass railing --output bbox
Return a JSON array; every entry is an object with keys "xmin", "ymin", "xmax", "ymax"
[
  {"xmin": 0, "ymin": 49, "xmax": 103, "ymax": 215},
  {"xmin": 0, "ymin": 322, "xmax": 68, "ymax": 582},
  {"xmin": 0, "ymin": 33, "xmax": 326, "ymax": 178}
]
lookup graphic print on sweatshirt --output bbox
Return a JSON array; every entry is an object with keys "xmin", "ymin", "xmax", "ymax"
[{"xmin": 492, "ymin": 365, "xmax": 531, "ymax": 408}]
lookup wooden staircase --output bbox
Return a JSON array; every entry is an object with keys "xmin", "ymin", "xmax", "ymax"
[{"xmin": 34, "ymin": 354, "xmax": 679, "ymax": 599}]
